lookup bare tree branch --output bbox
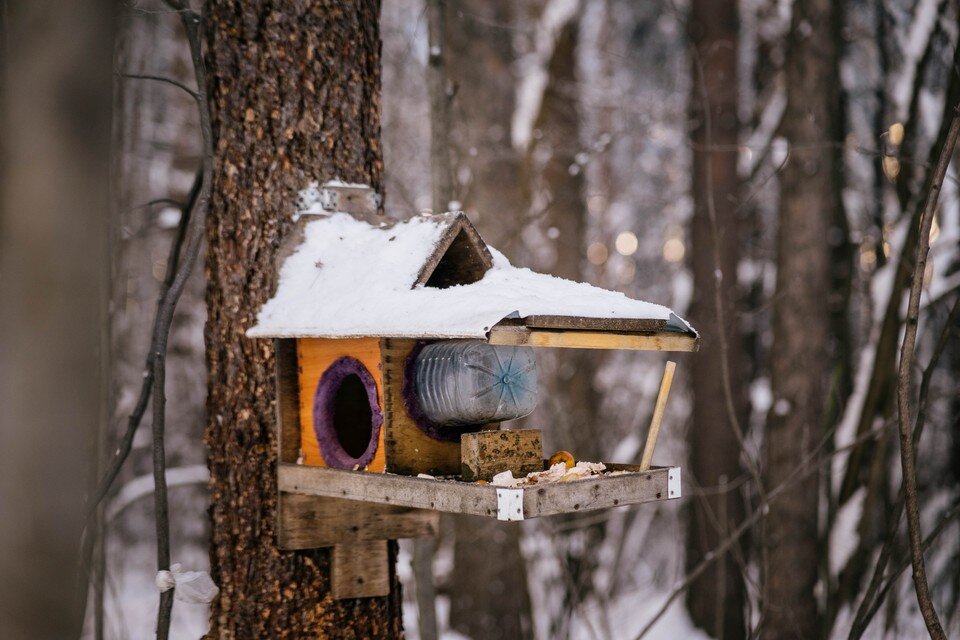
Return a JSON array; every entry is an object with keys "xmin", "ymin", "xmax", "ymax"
[
  {"xmin": 633, "ymin": 421, "xmax": 892, "ymax": 640},
  {"xmin": 151, "ymin": 0, "xmax": 214, "ymax": 635},
  {"xmin": 117, "ymin": 72, "xmax": 201, "ymax": 100},
  {"xmin": 862, "ymin": 502, "xmax": 960, "ymax": 635},
  {"xmin": 850, "ymin": 293, "xmax": 960, "ymax": 639},
  {"xmin": 891, "ymin": 100, "xmax": 958, "ymax": 639},
  {"xmin": 85, "ymin": 169, "xmax": 200, "ymax": 519}
]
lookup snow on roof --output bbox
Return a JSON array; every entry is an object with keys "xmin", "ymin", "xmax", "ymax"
[{"xmin": 247, "ymin": 211, "xmax": 693, "ymax": 339}]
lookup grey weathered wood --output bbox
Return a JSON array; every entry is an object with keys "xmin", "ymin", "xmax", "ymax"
[
  {"xmin": 278, "ymin": 462, "xmax": 679, "ymax": 519},
  {"xmin": 522, "ymin": 314, "xmax": 665, "ymax": 333},
  {"xmin": 332, "ymin": 540, "xmax": 390, "ymax": 599},
  {"xmin": 460, "ymin": 429, "xmax": 543, "ymax": 482},
  {"xmin": 274, "ymin": 339, "xmax": 301, "ymax": 464},
  {"xmin": 319, "ymin": 182, "xmax": 380, "ymax": 216},
  {"xmin": 278, "ymin": 493, "xmax": 440, "ymax": 550}
]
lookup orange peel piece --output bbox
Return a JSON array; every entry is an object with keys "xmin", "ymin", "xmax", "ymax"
[{"xmin": 548, "ymin": 450, "xmax": 575, "ymax": 469}]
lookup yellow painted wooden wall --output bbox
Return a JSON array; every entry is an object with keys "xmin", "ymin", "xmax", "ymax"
[{"xmin": 297, "ymin": 337, "xmax": 386, "ymax": 472}]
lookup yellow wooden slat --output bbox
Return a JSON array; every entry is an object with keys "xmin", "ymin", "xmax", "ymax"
[
  {"xmin": 487, "ymin": 326, "xmax": 699, "ymax": 352},
  {"xmin": 639, "ymin": 361, "xmax": 677, "ymax": 471}
]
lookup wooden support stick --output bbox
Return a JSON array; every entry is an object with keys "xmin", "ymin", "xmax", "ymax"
[{"xmin": 639, "ymin": 361, "xmax": 677, "ymax": 472}]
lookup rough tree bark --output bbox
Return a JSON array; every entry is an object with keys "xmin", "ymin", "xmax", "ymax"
[
  {"xmin": 763, "ymin": 0, "xmax": 837, "ymax": 636},
  {"xmin": 203, "ymin": 2, "xmax": 403, "ymax": 637},
  {"xmin": 0, "ymin": 0, "xmax": 112, "ymax": 637},
  {"xmin": 444, "ymin": 2, "xmax": 534, "ymax": 639},
  {"xmin": 685, "ymin": 1, "xmax": 748, "ymax": 638}
]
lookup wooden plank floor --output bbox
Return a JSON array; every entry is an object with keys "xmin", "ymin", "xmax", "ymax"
[{"xmin": 278, "ymin": 462, "xmax": 680, "ymax": 521}]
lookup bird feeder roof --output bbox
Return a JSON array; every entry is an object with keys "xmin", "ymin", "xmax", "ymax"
[{"xmin": 247, "ymin": 210, "xmax": 697, "ymax": 344}]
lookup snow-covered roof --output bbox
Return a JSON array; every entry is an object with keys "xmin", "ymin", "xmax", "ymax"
[{"xmin": 247, "ymin": 211, "xmax": 695, "ymax": 340}]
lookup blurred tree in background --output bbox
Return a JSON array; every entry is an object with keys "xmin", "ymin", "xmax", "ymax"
[{"xmin": 43, "ymin": 0, "xmax": 960, "ymax": 637}]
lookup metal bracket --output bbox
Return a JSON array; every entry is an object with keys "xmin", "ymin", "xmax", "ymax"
[
  {"xmin": 667, "ymin": 467, "xmax": 681, "ymax": 499},
  {"xmin": 496, "ymin": 488, "xmax": 524, "ymax": 521}
]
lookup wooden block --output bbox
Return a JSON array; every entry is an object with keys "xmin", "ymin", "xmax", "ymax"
[
  {"xmin": 278, "ymin": 493, "xmax": 439, "ymax": 550},
  {"xmin": 274, "ymin": 339, "xmax": 301, "ymax": 464},
  {"xmin": 297, "ymin": 337, "xmax": 386, "ymax": 471},
  {"xmin": 488, "ymin": 326, "xmax": 700, "ymax": 352},
  {"xmin": 460, "ymin": 429, "xmax": 543, "ymax": 482},
  {"xmin": 381, "ymin": 338, "xmax": 461, "ymax": 475},
  {"xmin": 332, "ymin": 540, "xmax": 390, "ymax": 599}
]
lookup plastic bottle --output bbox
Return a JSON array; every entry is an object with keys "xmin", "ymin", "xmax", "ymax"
[{"xmin": 413, "ymin": 339, "xmax": 538, "ymax": 426}]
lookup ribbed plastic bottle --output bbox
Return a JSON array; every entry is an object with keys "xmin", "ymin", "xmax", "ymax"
[{"xmin": 413, "ymin": 339, "xmax": 538, "ymax": 426}]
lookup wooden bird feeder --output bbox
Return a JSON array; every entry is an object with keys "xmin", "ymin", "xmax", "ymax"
[{"xmin": 247, "ymin": 182, "xmax": 698, "ymax": 599}]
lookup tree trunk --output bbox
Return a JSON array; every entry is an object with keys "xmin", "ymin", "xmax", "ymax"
[
  {"xmin": 0, "ymin": 1, "xmax": 112, "ymax": 637},
  {"xmin": 763, "ymin": 0, "xmax": 837, "ymax": 635},
  {"xmin": 684, "ymin": 1, "xmax": 748, "ymax": 638},
  {"xmin": 526, "ymin": 18, "xmax": 607, "ymax": 638},
  {"xmin": 531, "ymin": 17, "xmax": 600, "ymax": 461},
  {"xmin": 426, "ymin": 0, "xmax": 454, "ymax": 214},
  {"xmin": 203, "ymin": 2, "xmax": 403, "ymax": 636},
  {"xmin": 444, "ymin": 2, "xmax": 533, "ymax": 638}
]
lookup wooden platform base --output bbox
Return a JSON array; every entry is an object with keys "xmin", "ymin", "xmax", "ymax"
[{"xmin": 278, "ymin": 462, "xmax": 680, "ymax": 521}]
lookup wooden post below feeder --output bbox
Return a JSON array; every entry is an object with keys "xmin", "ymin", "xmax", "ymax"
[
  {"xmin": 332, "ymin": 540, "xmax": 390, "ymax": 599},
  {"xmin": 460, "ymin": 429, "xmax": 543, "ymax": 482}
]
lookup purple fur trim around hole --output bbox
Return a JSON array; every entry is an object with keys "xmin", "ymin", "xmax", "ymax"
[
  {"xmin": 402, "ymin": 341, "xmax": 477, "ymax": 442},
  {"xmin": 313, "ymin": 356, "xmax": 382, "ymax": 469}
]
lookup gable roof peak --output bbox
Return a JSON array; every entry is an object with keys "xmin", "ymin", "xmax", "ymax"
[{"xmin": 413, "ymin": 211, "xmax": 493, "ymax": 289}]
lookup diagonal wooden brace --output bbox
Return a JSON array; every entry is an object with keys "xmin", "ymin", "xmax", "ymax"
[{"xmin": 639, "ymin": 361, "xmax": 677, "ymax": 472}]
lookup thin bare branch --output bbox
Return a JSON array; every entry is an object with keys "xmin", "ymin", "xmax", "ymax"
[
  {"xmin": 85, "ymin": 169, "xmax": 200, "ymax": 519},
  {"xmin": 850, "ymin": 293, "xmax": 960, "ymax": 639},
  {"xmin": 633, "ymin": 421, "xmax": 892, "ymax": 640},
  {"xmin": 151, "ymin": 0, "xmax": 214, "ymax": 635},
  {"xmin": 864, "ymin": 502, "xmax": 960, "ymax": 634},
  {"xmin": 891, "ymin": 99, "xmax": 957, "ymax": 638},
  {"xmin": 117, "ymin": 72, "xmax": 200, "ymax": 100}
]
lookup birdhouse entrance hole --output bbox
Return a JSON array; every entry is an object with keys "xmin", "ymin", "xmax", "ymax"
[
  {"xmin": 313, "ymin": 356, "xmax": 383, "ymax": 469},
  {"xmin": 333, "ymin": 374, "xmax": 373, "ymax": 457}
]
